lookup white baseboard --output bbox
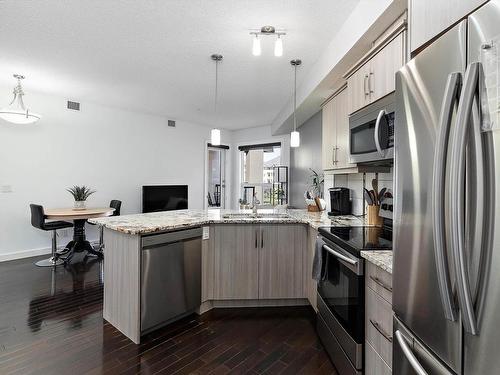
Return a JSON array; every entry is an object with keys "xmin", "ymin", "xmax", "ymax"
[{"xmin": 0, "ymin": 239, "xmax": 99, "ymax": 263}]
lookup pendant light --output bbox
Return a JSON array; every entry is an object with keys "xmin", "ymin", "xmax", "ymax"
[
  {"xmin": 290, "ymin": 59, "xmax": 302, "ymax": 148},
  {"xmin": 250, "ymin": 26, "xmax": 286, "ymax": 57},
  {"xmin": 210, "ymin": 54, "xmax": 223, "ymax": 146},
  {"xmin": 0, "ymin": 74, "xmax": 41, "ymax": 124}
]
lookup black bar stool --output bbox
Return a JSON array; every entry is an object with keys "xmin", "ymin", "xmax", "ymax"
[
  {"xmin": 30, "ymin": 204, "xmax": 74, "ymax": 267},
  {"xmin": 89, "ymin": 200, "xmax": 121, "ymax": 253}
]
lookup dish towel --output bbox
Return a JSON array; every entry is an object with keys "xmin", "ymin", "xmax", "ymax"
[{"xmin": 312, "ymin": 236, "xmax": 326, "ymax": 281}]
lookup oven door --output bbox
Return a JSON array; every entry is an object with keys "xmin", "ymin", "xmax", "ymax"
[{"xmin": 317, "ymin": 237, "xmax": 364, "ymax": 370}]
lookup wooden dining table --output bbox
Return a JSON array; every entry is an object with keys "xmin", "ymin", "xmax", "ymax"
[{"xmin": 45, "ymin": 207, "xmax": 115, "ymax": 258}]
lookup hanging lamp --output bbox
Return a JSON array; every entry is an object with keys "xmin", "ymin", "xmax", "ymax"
[
  {"xmin": 0, "ymin": 74, "xmax": 41, "ymax": 124},
  {"xmin": 210, "ymin": 54, "xmax": 223, "ymax": 146},
  {"xmin": 290, "ymin": 59, "xmax": 302, "ymax": 148}
]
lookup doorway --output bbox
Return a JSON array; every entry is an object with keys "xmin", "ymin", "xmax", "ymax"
[{"xmin": 206, "ymin": 146, "xmax": 227, "ymax": 208}]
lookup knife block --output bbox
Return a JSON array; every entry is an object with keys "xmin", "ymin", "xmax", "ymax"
[{"xmin": 367, "ymin": 205, "xmax": 383, "ymax": 227}]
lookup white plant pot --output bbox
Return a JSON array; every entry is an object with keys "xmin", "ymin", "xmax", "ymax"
[{"xmin": 74, "ymin": 200, "xmax": 86, "ymax": 210}]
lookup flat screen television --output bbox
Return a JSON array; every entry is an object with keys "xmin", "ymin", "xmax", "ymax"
[{"xmin": 142, "ymin": 185, "xmax": 188, "ymax": 213}]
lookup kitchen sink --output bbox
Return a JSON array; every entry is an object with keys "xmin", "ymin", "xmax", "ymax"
[{"xmin": 221, "ymin": 213, "xmax": 290, "ymax": 219}]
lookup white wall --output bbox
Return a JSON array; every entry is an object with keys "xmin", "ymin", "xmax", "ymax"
[
  {"xmin": 228, "ymin": 125, "xmax": 290, "ymax": 209},
  {"xmin": 0, "ymin": 87, "xmax": 230, "ymax": 260}
]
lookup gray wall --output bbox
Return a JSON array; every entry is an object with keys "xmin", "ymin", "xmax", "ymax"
[{"xmin": 289, "ymin": 111, "xmax": 322, "ymax": 208}]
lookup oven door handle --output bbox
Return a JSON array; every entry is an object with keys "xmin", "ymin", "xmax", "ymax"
[
  {"xmin": 374, "ymin": 109, "xmax": 386, "ymax": 157},
  {"xmin": 323, "ymin": 244, "xmax": 357, "ymax": 266}
]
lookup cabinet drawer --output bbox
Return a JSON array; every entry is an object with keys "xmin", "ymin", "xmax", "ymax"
[
  {"xmin": 365, "ymin": 340, "xmax": 391, "ymax": 375},
  {"xmin": 366, "ymin": 262, "xmax": 392, "ymax": 304},
  {"xmin": 365, "ymin": 286, "xmax": 393, "ymax": 368}
]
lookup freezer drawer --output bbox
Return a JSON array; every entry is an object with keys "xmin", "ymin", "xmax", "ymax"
[
  {"xmin": 141, "ymin": 228, "xmax": 202, "ymax": 333},
  {"xmin": 393, "ymin": 317, "xmax": 456, "ymax": 375}
]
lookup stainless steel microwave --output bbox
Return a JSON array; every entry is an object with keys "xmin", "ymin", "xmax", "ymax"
[{"xmin": 349, "ymin": 92, "xmax": 395, "ymax": 164}]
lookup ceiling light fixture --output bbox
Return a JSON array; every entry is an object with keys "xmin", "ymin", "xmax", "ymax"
[
  {"xmin": 0, "ymin": 74, "xmax": 41, "ymax": 125},
  {"xmin": 250, "ymin": 26, "xmax": 286, "ymax": 57},
  {"xmin": 210, "ymin": 54, "xmax": 223, "ymax": 146},
  {"xmin": 290, "ymin": 59, "xmax": 302, "ymax": 148}
]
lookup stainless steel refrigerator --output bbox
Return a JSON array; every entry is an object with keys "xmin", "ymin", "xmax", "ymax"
[{"xmin": 394, "ymin": 1, "xmax": 500, "ymax": 374}]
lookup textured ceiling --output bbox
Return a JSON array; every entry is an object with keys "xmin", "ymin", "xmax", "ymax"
[{"xmin": 0, "ymin": 0, "xmax": 359, "ymax": 129}]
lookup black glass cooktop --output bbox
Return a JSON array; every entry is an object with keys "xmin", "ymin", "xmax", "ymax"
[{"xmin": 318, "ymin": 226, "xmax": 392, "ymax": 255}]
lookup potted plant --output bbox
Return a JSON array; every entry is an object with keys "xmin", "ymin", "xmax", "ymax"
[
  {"xmin": 67, "ymin": 185, "xmax": 96, "ymax": 210},
  {"xmin": 305, "ymin": 169, "xmax": 326, "ymax": 212}
]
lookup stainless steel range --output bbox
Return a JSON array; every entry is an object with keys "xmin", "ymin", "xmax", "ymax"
[{"xmin": 316, "ymin": 224, "xmax": 392, "ymax": 375}]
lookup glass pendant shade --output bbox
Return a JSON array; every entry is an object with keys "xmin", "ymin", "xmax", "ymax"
[
  {"xmin": 0, "ymin": 75, "xmax": 41, "ymax": 125},
  {"xmin": 252, "ymin": 35, "xmax": 261, "ymax": 56},
  {"xmin": 211, "ymin": 128, "xmax": 221, "ymax": 146},
  {"xmin": 290, "ymin": 130, "xmax": 300, "ymax": 148},
  {"xmin": 274, "ymin": 36, "xmax": 283, "ymax": 57}
]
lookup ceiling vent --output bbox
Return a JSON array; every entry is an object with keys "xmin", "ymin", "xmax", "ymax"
[
  {"xmin": 67, "ymin": 101, "xmax": 80, "ymax": 111},
  {"xmin": 168, "ymin": 120, "xmax": 176, "ymax": 127}
]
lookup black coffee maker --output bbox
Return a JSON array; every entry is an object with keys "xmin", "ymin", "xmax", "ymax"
[{"xmin": 328, "ymin": 187, "xmax": 351, "ymax": 216}]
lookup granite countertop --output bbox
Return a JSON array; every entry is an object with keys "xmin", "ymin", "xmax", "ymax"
[
  {"xmin": 360, "ymin": 250, "xmax": 393, "ymax": 274},
  {"xmin": 89, "ymin": 208, "xmax": 367, "ymax": 235}
]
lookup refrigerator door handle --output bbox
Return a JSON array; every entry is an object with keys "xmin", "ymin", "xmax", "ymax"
[
  {"xmin": 395, "ymin": 330, "xmax": 429, "ymax": 375},
  {"xmin": 374, "ymin": 109, "xmax": 386, "ymax": 157},
  {"xmin": 432, "ymin": 72, "xmax": 461, "ymax": 322},
  {"xmin": 450, "ymin": 62, "xmax": 481, "ymax": 335}
]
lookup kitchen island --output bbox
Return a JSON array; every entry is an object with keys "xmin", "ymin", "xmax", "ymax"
[{"xmin": 90, "ymin": 209, "xmax": 366, "ymax": 343}]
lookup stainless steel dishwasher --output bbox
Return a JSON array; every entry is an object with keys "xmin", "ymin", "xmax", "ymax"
[{"xmin": 140, "ymin": 227, "xmax": 202, "ymax": 333}]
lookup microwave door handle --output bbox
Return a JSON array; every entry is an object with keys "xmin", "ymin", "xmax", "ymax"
[
  {"xmin": 450, "ymin": 62, "xmax": 480, "ymax": 335},
  {"xmin": 374, "ymin": 109, "xmax": 385, "ymax": 157},
  {"xmin": 395, "ymin": 331, "xmax": 429, "ymax": 375},
  {"xmin": 322, "ymin": 244, "xmax": 357, "ymax": 266},
  {"xmin": 432, "ymin": 72, "xmax": 461, "ymax": 322}
]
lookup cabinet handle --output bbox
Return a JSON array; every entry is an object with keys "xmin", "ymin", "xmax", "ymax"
[
  {"xmin": 370, "ymin": 275, "xmax": 393, "ymax": 292},
  {"xmin": 261, "ymin": 229, "xmax": 264, "ymax": 248},
  {"xmin": 369, "ymin": 72, "xmax": 374, "ymax": 94},
  {"xmin": 332, "ymin": 147, "xmax": 338, "ymax": 166},
  {"xmin": 370, "ymin": 319, "xmax": 393, "ymax": 343},
  {"xmin": 255, "ymin": 229, "xmax": 258, "ymax": 248},
  {"xmin": 364, "ymin": 75, "xmax": 369, "ymax": 97}
]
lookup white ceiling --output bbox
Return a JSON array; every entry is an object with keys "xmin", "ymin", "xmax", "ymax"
[{"xmin": 0, "ymin": 0, "xmax": 359, "ymax": 130}]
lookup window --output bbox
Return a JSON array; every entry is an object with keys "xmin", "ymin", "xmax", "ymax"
[{"xmin": 239, "ymin": 143, "xmax": 281, "ymax": 206}]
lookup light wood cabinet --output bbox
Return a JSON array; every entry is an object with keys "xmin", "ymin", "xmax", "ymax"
[
  {"xmin": 212, "ymin": 224, "xmax": 306, "ymax": 301},
  {"xmin": 305, "ymin": 226, "xmax": 318, "ymax": 311},
  {"xmin": 322, "ymin": 87, "xmax": 355, "ymax": 171},
  {"xmin": 410, "ymin": 0, "xmax": 486, "ymax": 53},
  {"xmin": 347, "ymin": 32, "xmax": 406, "ymax": 115},
  {"xmin": 259, "ymin": 224, "xmax": 306, "ymax": 299},
  {"xmin": 370, "ymin": 34, "xmax": 404, "ymax": 103},
  {"xmin": 365, "ymin": 262, "xmax": 393, "ymax": 374},
  {"xmin": 213, "ymin": 224, "xmax": 259, "ymax": 300}
]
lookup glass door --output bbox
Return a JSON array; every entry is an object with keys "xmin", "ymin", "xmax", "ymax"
[{"xmin": 207, "ymin": 147, "xmax": 226, "ymax": 208}]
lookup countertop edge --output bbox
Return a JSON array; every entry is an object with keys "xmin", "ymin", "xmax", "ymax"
[{"xmin": 360, "ymin": 250, "xmax": 393, "ymax": 275}]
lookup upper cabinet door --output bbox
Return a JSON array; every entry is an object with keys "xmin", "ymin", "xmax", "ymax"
[
  {"xmin": 369, "ymin": 32, "xmax": 405, "ymax": 103},
  {"xmin": 322, "ymin": 97, "xmax": 337, "ymax": 170},
  {"xmin": 347, "ymin": 63, "xmax": 371, "ymax": 115},
  {"xmin": 410, "ymin": 0, "xmax": 486, "ymax": 53},
  {"xmin": 334, "ymin": 88, "xmax": 355, "ymax": 170},
  {"xmin": 259, "ymin": 224, "xmax": 306, "ymax": 299},
  {"xmin": 213, "ymin": 224, "xmax": 259, "ymax": 300}
]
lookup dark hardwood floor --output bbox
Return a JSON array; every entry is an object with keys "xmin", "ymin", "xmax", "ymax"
[{"xmin": 0, "ymin": 253, "xmax": 337, "ymax": 375}]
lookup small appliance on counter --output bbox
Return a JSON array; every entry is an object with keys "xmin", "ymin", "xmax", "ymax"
[{"xmin": 328, "ymin": 187, "xmax": 351, "ymax": 216}]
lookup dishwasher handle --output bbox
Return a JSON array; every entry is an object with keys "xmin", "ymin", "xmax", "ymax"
[{"xmin": 142, "ymin": 227, "xmax": 203, "ymax": 249}]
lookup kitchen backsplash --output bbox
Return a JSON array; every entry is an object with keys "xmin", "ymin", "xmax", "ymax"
[{"xmin": 324, "ymin": 171, "xmax": 393, "ymax": 215}]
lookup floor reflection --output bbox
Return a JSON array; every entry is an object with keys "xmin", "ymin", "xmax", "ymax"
[{"xmin": 27, "ymin": 254, "xmax": 103, "ymax": 332}]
